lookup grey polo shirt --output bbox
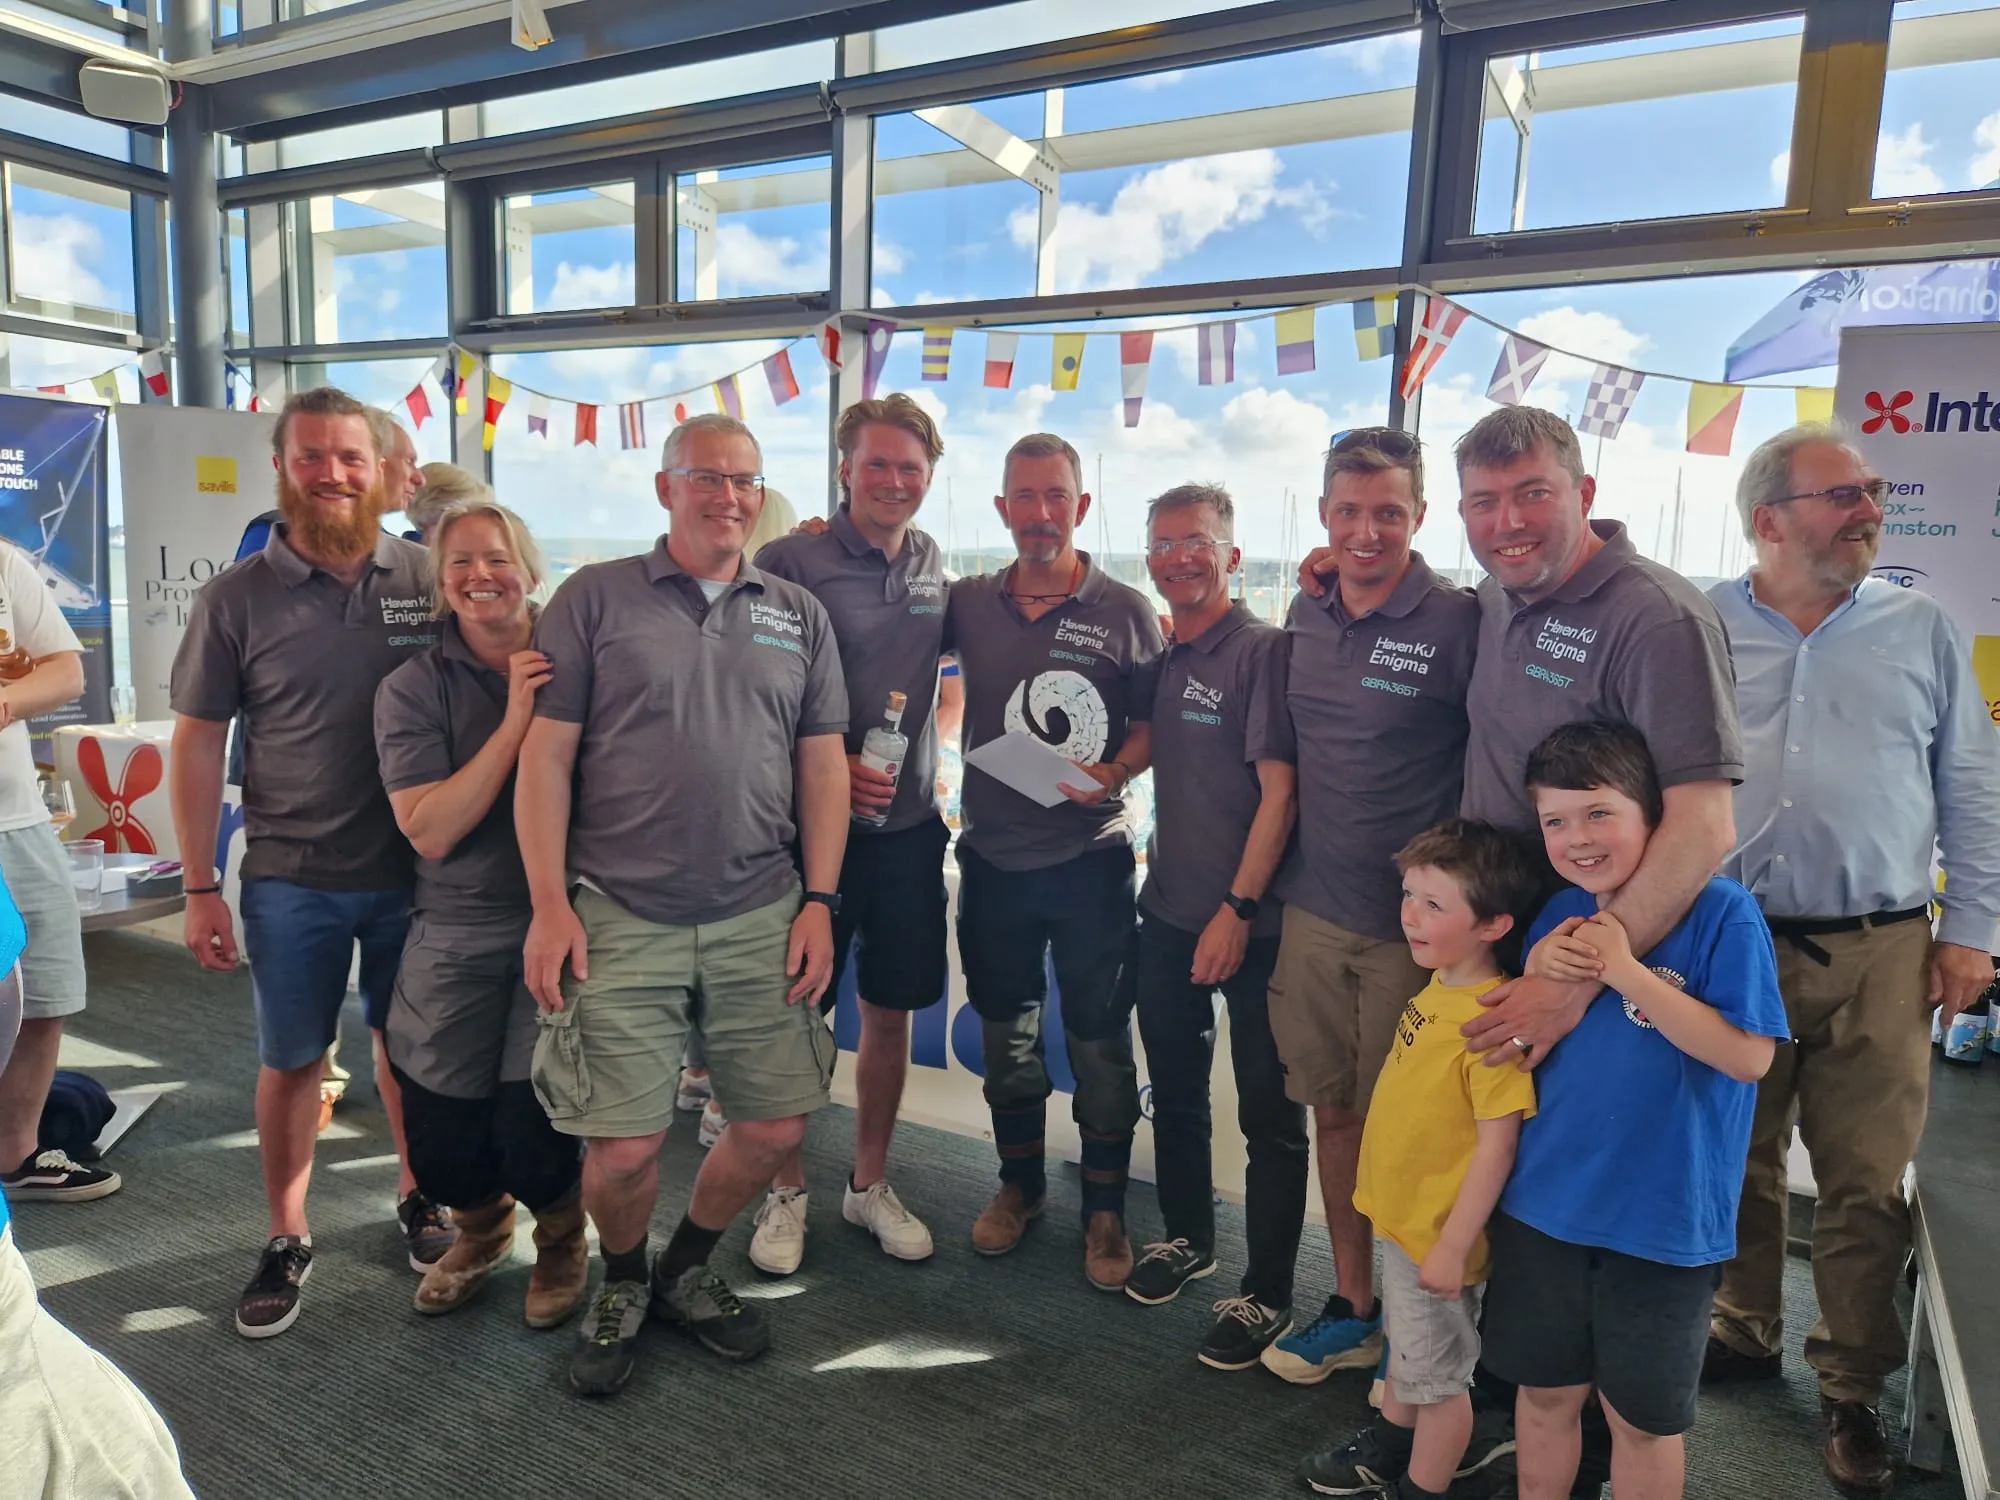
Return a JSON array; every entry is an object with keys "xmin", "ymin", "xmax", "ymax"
[
  {"xmin": 1272, "ymin": 554, "xmax": 1479, "ymax": 943},
  {"xmin": 944, "ymin": 553, "xmax": 1166, "ymax": 873},
  {"xmin": 374, "ymin": 614, "xmax": 528, "ymax": 919},
  {"xmin": 1140, "ymin": 602, "xmax": 1294, "ymax": 939},
  {"xmin": 754, "ymin": 506, "xmax": 947, "ymax": 835},
  {"xmin": 170, "ymin": 525, "xmax": 436, "ymax": 891},
  {"xmin": 1461, "ymin": 520, "xmax": 1743, "ymax": 833},
  {"xmin": 532, "ymin": 538, "xmax": 849, "ymax": 926}
]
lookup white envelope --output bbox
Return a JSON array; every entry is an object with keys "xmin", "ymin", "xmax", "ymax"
[{"xmin": 963, "ymin": 731, "xmax": 1103, "ymax": 808}]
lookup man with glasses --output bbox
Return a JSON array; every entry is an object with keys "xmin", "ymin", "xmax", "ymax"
[
  {"xmin": 1703, "ymin": 426, "xmax": 2000, "ymax": 1493},
  {"xmin": 517, "ymin": 413, "xmax": 850, "ymax": 1398},
  {"xmin": 746, "ymin": 393, "xmax": 950, "ymax": 1275},
  {"xmin": 947, "ymin": 432, "xmax": 1164, "ymax": 1291},
  {"xmin": 1259, "ymin": 428, "xmax": 1482, "ymax": 1390},
  {"xmin": 1124, "ymin": 483, "xmax": 1309, "ymax": 1373}
]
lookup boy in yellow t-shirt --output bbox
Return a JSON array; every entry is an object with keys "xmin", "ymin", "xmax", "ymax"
[{"xmin": 1297, "ymin": 819, "xmax": 1547, "ymax": 1500}]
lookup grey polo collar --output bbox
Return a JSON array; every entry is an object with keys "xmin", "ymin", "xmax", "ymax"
[
  {"xmin": 642, "ymin": 535, "xmax": 767, "ymax": 595},
  {"xmin": 1325, "ymin": 551, "xmax": 1439, "ymax": 626},
  {"xmin": 1174, "ymin": 599, "xmax": 1256, "ymax": 655},
  {"xmin": 263, "ymin": 522, "xmax": 404, "ymax": 589}
]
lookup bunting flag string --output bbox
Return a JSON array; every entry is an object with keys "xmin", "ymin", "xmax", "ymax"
[
  {"xmin": 1052, "ymin": 333, "xmax": 1086, "ymax": 392},
  {"xmin": 140, "ymin": 350, "xmax": 170, "ymax": 399},
  {"xmin": 862, "ymin": 320, "xmax": 896, "ymax": 401},
  {"xmin": 1196, "ymin": 321, "xmax": 1236, "ymax": 386},
  {"xmin": 1578, "ymin": 364, "xmax": 1646, "ymax": 440},
  {"xmin": 1400, "ymin": 295, "xmax": 1468, "ymax": 400},
  {"xmin": 526, "ymin": 392, "xmax": 549, "ymax": 438},
  {"xmin": 763, "ymin": 349, "xmax": 800, "ymax": 407},
  {"xmin": 482, "ymin": 375, "xmax": 512, "ymax": 452},
  {"xmin": 714, "ymin": 374, "xmax": 743, "ymax": 420},
  {"xmin": 617, "ymin": 401, "xmax": 646, "ymax": 451},
  {"xmin": 1274, "ymin": 308, "xmax": 1316, "ymax": 376},
  {"xmin": 1486, "ymin": 335, "xmax": 1550, "ymax": 406},
  {"xmin": 1353, "ymin": 294, "xmax": 1397, "ymax": 361}
]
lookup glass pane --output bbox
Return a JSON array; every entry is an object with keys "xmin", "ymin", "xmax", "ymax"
[
  {"xmin": 1876, "ymin": 1, "xmax": 2000, "ymax": 198},
  {"xmin": 873, "ymin": 33, "xmax": 1418, "ymax": 305},
  {"xmin": 492, "ymin": 41, "xmax": 834, "ymax": 137},
  {"xmin": 290, "ymin": 184, "xmax": 447, "ymax": 343},
  {"xmin": 4, "ymin": 164, "xmax": 135, "ymax": 331},
  {"xmin": 275, "ymin": 112, "xmax": 444, "ymax": 170},
  {"xmin": 675, "ymin": 158, "xmax": 831, "ymax": 302},
  {"xmin": 487, "ymin": 341, "xmax": 830, "ymax": 585},
  {"xmin": 503, "ymin": 184, "xmax": 636, "ymax": 314},
  {"xmin": 226, "ymin": 206, "xmax": 251, "ymax": 347},
  {"xmin": 0, "ymin": 92, "xmax": 132, "ymax": 161},
  {"xmin": 0, "ymin": 332, "xmax": 132, "ymax": 394},
  {"xmin": 1472, "ymin": 16, "xmax": 1803, "ymax": 234},
  {"xmin": 875, "ymin": 0, "xmax": 1273, "ymax": 71}
]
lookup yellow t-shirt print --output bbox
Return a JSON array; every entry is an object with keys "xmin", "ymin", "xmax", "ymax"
[{"xmin": 1351, "ymin": 975, "xmax": 1538, "ymax": 1285}]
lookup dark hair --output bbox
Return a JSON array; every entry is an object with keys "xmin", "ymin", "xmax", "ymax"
[
  {"xmin": 1523, "ymin": 720, "xmax": 1664, "ymax": 827},
  {"xmin": 1454, "ymin": 405, "xmax": 1586, "ymax": 482},
  {"xmin": 1322, "ymin": 425, "xmax": 1424, "ymax": 511},
  {"xmin": 1394, "ymin": 817, "xmax": 1554, "ymax": 976},
  {"xmin": 272, "ymin": 386, "xmax": 374, "ymax": 461}
]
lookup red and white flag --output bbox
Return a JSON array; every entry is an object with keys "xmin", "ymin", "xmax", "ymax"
[
  {"xmin": 817, "ymin": 320, "xmax": 843, "ymax": 371},
  {"xmin": 1400, "ymin": 296, "xmax": 1468, "ymax": 400},
  {"xmin": 139, "ymin": 350, "xmax": 169, "ymax": 399},
  {"xmin": 763, "ymin": 349, "xmax": 800, "ymax": 406},
  {"xmin": 574, "ymin": 403, "xmax": 598, "ymax": 447},
  {"xmin": 1196, "ymin": 321, "xmax": 1236, "ymax": 386},
  {"xmin": 619, "ymin": 401, "xmax": 647, "ymax": 451},
  {"xmin": 1119, "ymin": 332, "xmax": 1154, "ymax": 428},
  {"xmin": 983, "ymin": 332, "xmax": 1019, "ymax": 390}
]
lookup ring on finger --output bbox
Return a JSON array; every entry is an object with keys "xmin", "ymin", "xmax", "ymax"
[{"xmin": 1510, "ymin": 1036, "xmax": 1530, "ymax": 1052}]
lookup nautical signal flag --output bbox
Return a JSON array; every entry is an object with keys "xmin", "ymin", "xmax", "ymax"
[
  {"xmin": 89, "ymin": 372, "xmax": 119, "ymax": 404},
  {"xmin": 1400, "ymin": 296, "xmax": 1467, "ymax": 400},
  {"xmin": 406, "ymin": 382, "xmax": 432, "ymax": 429},
  {"xmin": 1685, "ymin": 383, "xmax": 1744, "ymax": 456},
  {"xmin": 482, "ymin": 375, "xmax": 512, "ymax": 452},
  {"xmin": 984, "ymin": 332, "xmax": 1019, "ymax": 389},
  {"xmin": 435, "ymin": 353, "xmax": 458, "ymax": 402},
  {"xmin": 921, "ymin": 327, "xmax": 952, "ymax": 382},
  {"xmin": 1196, "ymin": 321, "xmax": 1235, "ymax": 386},
  {"xmin": 1486, "ymin": 335, "xmax": 1550, "ymax": 406},
  {"xmin": 526, "ymin": 393, "xmax": 549, "ymax": 438},
  {"xmin": 1052, "ymin": 334, "xmax": 1086, "ymax": 391},
  {"xmin": 764, "ymin": 348, "xmax": 800, "ymax": 406},
  {"xmin": 139, "ymin": 350, "xmax": 169, "ymax": 398},
  {"xmin": 1796, "ymin": 388, "xmax": 1835, "ymax": 425},
  {"xmin": 714, "ymin": 374, "xmax": 743, "ymax": 420},
  {"xmin": 618, "ymin": 401, "xmax": 647, "ymax": 451},
  {"xmin": 1352, "ymin": 294, "xmax": 1397, "ymax": 361},
  {"xmin": 454, "ymin": 351, "xmax": 478, "ymax": 414},
  {"xmin": 862, "ymin": 320, "xmax": 895, "ymax": 401},
  {"xmin": 1274, "ymin": 308, "xmax": 1316, "ymax": 376},
  {"xmin": 1119, "ymin": 332, "xmax": 1154, "ymax": 427},
  {"xmin": 575, "ymin": 403, "xmax": 598, "ymax": 447},
  {"xmin": 1578, "ymin": 365, "xmax": 1645, "ymax": 440},
  {"xmin": 817, "ymin": 320, "xmax": 843, "ymax": 371}
]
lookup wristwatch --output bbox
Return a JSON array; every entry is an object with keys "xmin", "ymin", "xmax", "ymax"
[
  {"xmin": 804, "ymin": 891, "xmax": 843, "ymax": 915},
  {"xmin": 1223, "ymin": 892, "xmax": 1259, "ymax": 922}
]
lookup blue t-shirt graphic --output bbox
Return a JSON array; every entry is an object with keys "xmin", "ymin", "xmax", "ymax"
[
  {"xmin": 0, "ymin": 868, "xmax": 28, "ymax": 1238},
  {"xmin": 1501, "ymin": 877, "xmax": 1789, "ymax": 1267}
]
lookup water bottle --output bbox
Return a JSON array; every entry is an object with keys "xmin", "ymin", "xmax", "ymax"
[
  {"xmin": 854, "ymin": 690, "xmax": 908, "ymax": 829},
  {"xmin": 1942, "ymin": 992, "xmax": 1990, "ymax": 1066}
]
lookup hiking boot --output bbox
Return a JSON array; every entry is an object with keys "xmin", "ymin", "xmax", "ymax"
[
  {"xmin": 1261, "ymin": 1293, "xmax": 1383, "ymax": 1385},
  {"xmin": 1198, "ymin": 1295, "xmax": 1292, "ymax": 1371},
  {"xmin": 971, "ymin": 1183, "xmax": 1043, "ymax": 1256},
  {"xmin": 1702, "ymin": 1332, "xmax": 1782, "ymax": 1384},
  {"xmin": 651, "ymin": 1261, "xmax": 770, "ymax": 1361},
  {"xmin": 397, "ymin": 1190, "xmax": 458, "ymax": 1272},
  {"xmin": 1124, "ymin": 1238, "xmax": 1217, "ymax": 1305},
  {"xmin": 569, "ymin": 1279, "xmax": 648, "ymax": 1397},
  {"xmin": 1296, "ymin": 1420, "xmax": 1413, "ymax": 1495},
  {"xmin": 413, "ymin": 1197, "xmax": 515, "ymax": 1315},
  {"xmin": 235, "ymin": 1235, "xmax": 313, "ymax": 1339},
  {"xmin": 1084, "ymin": 1211, "xmax": 1133, "ymax": 1291},
  {"xmin": 1822, "ymin": 1397, "xmax": 1894, "ymax": 1493},
  {"xmin": 1, "ymin": 1148, "xmax": 121, "ymax": 1203},
  {"xmin": 525, "ymin": 1189, "xmax": 589, "ymax": 1330},
  {"xmin": 844, "ymin": 1179, "xmax": 934, "ymax": 1261}
]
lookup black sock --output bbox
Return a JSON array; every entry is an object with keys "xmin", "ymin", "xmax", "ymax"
[
  {"xmin": 600, "ymin": 1235, "xmax": 648, "ymax": 1286},
  {"xmin": 1396, "ymin": 1476, "xmax": 1445, "ymax": 1500},
  {"xmin": 660, "ymin": 1216, "xmax": 725, "ymax": 1279},
  {"xmin": 1375, "ymin": 1419, "xmax": 1415, "ymax": 1456}
]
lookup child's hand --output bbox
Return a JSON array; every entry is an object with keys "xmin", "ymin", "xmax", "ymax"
[
  {"xmin": 1575, "ymin": 911, "xmax": 1635, "ymax": 977},
  {"xmin": 1419, "ymin": 1243, "xmax": 1466, "ymax": 1299},
  {"xmin": 1525, "ymin": 916, "xmax": 1603, "ymax": 983}
]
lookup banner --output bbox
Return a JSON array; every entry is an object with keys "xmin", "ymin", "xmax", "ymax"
[
  {"xmin": 1835, "ymin": 324, "xmax": 2000, "ymax": 721},
  {"xmin": 1728, "ymin": 262, "xmax": 2000, "ymax": 381},
  {"xmin": 0, "ymin": 392, "xmax": 112, "ymax": 757},
  {"xmin": 116, "ymin": 405, "xmax": 280, "ymax": 720}
]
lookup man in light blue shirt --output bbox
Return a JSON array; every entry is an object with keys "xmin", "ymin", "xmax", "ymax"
[{"xmin": 1703, "ymin": 424, "xmax": 2000, "ymax": 1495}]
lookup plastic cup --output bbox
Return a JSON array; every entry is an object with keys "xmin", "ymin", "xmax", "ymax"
[{"xmin": 67, "ymin": 839, "xmax": 104, "ymax": 914}]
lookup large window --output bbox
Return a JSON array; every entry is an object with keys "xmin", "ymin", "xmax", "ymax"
[
  {"xmin": 1473, "ymin": 16, "xmax": 1803, "ymax": 234},
  {"xmin": 491, "ymin": 42, "xmax": 835, "ymax": 137},
  {"xmin": 2, "ymin": 163, "xmax": 135, "ymax": 331},
  {"xmin": 675, "ymin": 158, "xmax": 830, "ymax": 303},
  {"xmin": 873, "ymin": 0, "xmax": 1276, "ymax": 71},
  {"xmin": 284, "ymin": 184, "xmax": 447, "ymax": 344},
  {"xmin": 872, "ymin": 32, "xmax": 1419, "ymax": 306},
  {"xmin": 0, "ymin": 93, "xmax": 133, "ymax": 162},
  {"xmin": 1876, "ymin": 0, "xmax": 2000, "ymax": 198},
  {"xmin": 502, "ymin": 183, "xmax": 637, "ymax": 315}
]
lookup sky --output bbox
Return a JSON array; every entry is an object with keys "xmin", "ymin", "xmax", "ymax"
[{"xmin": 4, "ymin": 1, "xmax": 1999, "ymax": 584}]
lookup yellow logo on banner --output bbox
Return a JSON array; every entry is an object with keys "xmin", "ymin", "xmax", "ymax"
[
  {"xmin": 195, "ymin": 456, "xmax": 238, "ymax": 495},
  {"xmin": 1974, "ymin": 636, "xmax": 2000, "ymax": 728}
]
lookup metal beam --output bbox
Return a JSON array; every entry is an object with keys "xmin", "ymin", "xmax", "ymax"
[
  {"xmin": 168, "ymin": 0, "xmax": 227, "ymax": 410},
  {"xmin": 216, "ymin": 149, "xmax": 440, "ymax": 207},
  {"xmin": 0, "ymin": 131, "xmax": 168, "ymax": 198}
]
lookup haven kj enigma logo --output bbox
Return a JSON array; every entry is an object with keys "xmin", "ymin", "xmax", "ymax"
[{"xmin": 1863, "ymin": 388, "xmax": 2000, "ymax": 436}]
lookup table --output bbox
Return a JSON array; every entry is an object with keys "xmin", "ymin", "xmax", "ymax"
[
  {"xmin": 77, "ymin": 854, "xmax": 186, "ymax": 935},
  {"xmin": 1906, "ymin": 1054, "xmax": 2000, "ymax": 1496}
]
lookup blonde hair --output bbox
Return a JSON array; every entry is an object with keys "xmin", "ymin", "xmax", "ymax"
[
  {"xmin": 428, "ymin": 500, "xmax": 546, "ymax": 618},
  {"xmin": 409, "ymin": 462, "xmax": 489, "ymax": 534},
  {"xmin": 836, "ymin": 393, "xmax": 945, "ymax": 479}
]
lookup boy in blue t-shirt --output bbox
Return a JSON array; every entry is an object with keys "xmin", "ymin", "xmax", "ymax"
[{"xmin": 1481, "ymin": 720, "xmax": 1788, "ymax": 1500}]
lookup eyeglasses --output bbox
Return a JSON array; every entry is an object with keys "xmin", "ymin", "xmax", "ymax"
[
  {"xmin": 1329, "ymin": 426, "xmax": 1421, "ymax": 460},
  {"xmin": 1768, "ymin": 479, "xmax": 1891, "ymax": 510},
  {"xmin": 1146, "ymin": 537, "xmax": 1230, "ymax": 559},
  {"xmin": 667, "ymin": 467, "xmax": 766, "ymax": 497}
]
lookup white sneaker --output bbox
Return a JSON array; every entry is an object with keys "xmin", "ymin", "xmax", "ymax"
[
  {"xmin": 842, "ymin": 1179, "xmax": 934, "ymax": 1262},
  {"xmin": 749, "ymin": 1187, "xmax": 808, "ymax": 1276},
  {"xmin": 676, "ymin": 1068, "xmax": 713, "ymax": 1112},
  {"xmin": 698, "ymin": 1097, "xmax": 727, "ymax": 1149}
]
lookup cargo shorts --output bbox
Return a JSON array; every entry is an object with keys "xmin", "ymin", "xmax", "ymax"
[
  {"xmin": 531, "ymin": 882, "xmax": 835, "ymax": 1140},
  {"xmin": 1266, "ymin": 903, "xmax": 1427, "ymax": 1113}
]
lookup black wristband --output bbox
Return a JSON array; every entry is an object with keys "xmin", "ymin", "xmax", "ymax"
[{"xmin": 184, "ymin": 885, "xmax": 221, "ymax": 896}]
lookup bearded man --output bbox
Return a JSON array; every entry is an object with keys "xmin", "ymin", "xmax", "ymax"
[{"xmin": 169, "ymin": 386, "xmax": 448, "ymax": 1338}]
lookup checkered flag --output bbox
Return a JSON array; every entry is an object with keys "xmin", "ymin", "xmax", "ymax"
[{"xmin": 1578, "ymin": 365, "xmax": 1645, "ymax": 439}]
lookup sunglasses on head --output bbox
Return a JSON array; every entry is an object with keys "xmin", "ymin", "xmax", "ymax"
[{"xmin": 1329, "ymin": 426, "xmax": 1420, "ymax": 459}]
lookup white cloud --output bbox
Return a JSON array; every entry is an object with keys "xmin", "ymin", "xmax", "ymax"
[
  {"xmin": 1349, "ymin": 32, "xmax": 1419, "ymax": 76},
  {"xmin": 1769, "ymin": 150, "xmax": 1790, "ymax": 197},
  {"xmin": 1972, "ymin": 110, "xmax": 2000, "ymax": 189},
  {"xmin": 1009, "ymin": 151, "xmax": 1328, "ymax": 293},
  {"xmin": 713, "ymin": 222, "xmax": 818, "ymax": 295},
  {"xmin": 874, "ymin": 238, "xmax": 908, "ymax": 276},
  {"xmin": 1124, "ymin": 69, "xmax": 1187, "ymax": 93},
  {"xmin": 547, "ymin": 260, "xmax": 635, "ymax": 311},
  {"xmin": 10, "ymin": 214, "xmax": 111, "ymax": 309},
  {"xmin": 1516, "ymin": 307, "xmax": 1651, "ymax": 384},
  {"xmin": 1875, "ymin": 122, "xmax": 1945, "ymax": 197}
]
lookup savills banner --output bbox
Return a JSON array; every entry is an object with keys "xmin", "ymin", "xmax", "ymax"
[{"xmin": 116, "ymin": 405, "xmax": 279, "ymax": 719}]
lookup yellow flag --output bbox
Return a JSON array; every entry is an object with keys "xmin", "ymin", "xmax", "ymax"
[
  {"xmin": 1795, "ymin": 388, "xmax": 1835, "ymax": 425},
  {"xmin": 1051, "ymin": 334, "xmax": 1086, "ymax": 392},
  {"xmin": 89, "ymin": 372, "xmax": 119, "ymax": 404},
  {"xmin": 1685, "ymin": 383, "xmax": 1744, "ymax": 456},
  {"xmin": 455, "ymin": 351, "xmax": 477, "ymax": 414}
]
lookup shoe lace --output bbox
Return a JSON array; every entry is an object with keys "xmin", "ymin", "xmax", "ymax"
[
  {"xmin": 755, "ymin": 1189, "xmax": 805, "ymax": 1232},
  {"xmin": 867, "ymin": 1182, "xmax": 912, "ymax": 1221},
  {"xmin": 1211, "ymin": 1294, "xmax": 1267, "ymax": 1327},
  {"xmin": 588, "ymin": 1284, "xmax": 642, "ymax": 1343},
  {"xmin": 695, "ymin": 1270, "xmax": 744, "ymax": 1318},
  {"xmin": 29, "ymin": 1149, "xmax": 80, "ymax": 1172},
  {"xmin": 249, "ymin": 1239, "xmax": 310, "ymax": 1293},
  {"xmin": 1135, "ymin": 1237, "xmax": 1191, "ymax": 1267}
]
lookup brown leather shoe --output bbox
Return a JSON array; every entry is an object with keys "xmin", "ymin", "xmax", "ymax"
[
  {"xmin": 1822, "ymin": 1397, "xmax": 1894, "ymax": 1493},
  {"xmin": 413, "ymin": 1197, "xmax": 515, "ymax": 1316},
  {"xmin": 525, "ymin": 1188, "xmax": 589, "ymax": 1329},
  {"xmin": 1084, "ymin": 1211, "xmax": 1133, "ymax": 1291},
  {"xmin": 971, "ymin": 1184, "xmax": 1043, "ymax": 1256}
]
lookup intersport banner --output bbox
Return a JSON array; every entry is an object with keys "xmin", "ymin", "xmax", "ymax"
[
  {"xmin": 116, "ymin": 404, "xmax": 278, "ymax": 719},
  {"xmin": 1835, "ymin": 323, "xmax": 2000, "ymax": 724}
]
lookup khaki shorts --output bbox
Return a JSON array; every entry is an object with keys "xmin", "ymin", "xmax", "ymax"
[
  {"xmin": 531, "ymin": 883, "xmax": 835, "ymax": 1139},
  {"xmin": 1266, "ymin": 904, "xmax": 1425, "ymax": 1112},
  {"xmin": 1381, "ymin": 1238, "xmax": 1483, "ymax": 1406}
]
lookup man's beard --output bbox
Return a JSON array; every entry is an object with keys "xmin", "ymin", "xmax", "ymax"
[
  {"xmin": 1805, "ymin": 524, "xmax": 1881, "ymax": 591},
  {"xmin": 278, "ymin": 473, "xmax": 385, "ymax": 563}
]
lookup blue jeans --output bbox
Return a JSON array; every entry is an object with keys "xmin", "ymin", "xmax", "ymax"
[{"xmin": 239, "ymin": 879, "xmax": 410, "ymax": 1071}]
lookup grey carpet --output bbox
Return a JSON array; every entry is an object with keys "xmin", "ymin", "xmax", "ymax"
[{"xmin": 15, "ymin": 931, "xmax": 1961, "ymax": 1499}]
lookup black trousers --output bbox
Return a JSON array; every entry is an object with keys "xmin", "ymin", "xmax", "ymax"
[{"xmin": 393, "ymin": 1065, "xmax": 581, "ymax": 1214}]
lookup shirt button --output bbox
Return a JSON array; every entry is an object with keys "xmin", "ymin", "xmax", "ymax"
[
  {"xmin": 1781, "ymin": 798, "xmax": 1793, "ymax": 808},
  {"xmin": 1793, "ymin": 695, "xmax": 1804, "ymax": 703},
  {"xmin": 1775, "ymin": 854, "xmax": 1787, "ymax": 862},
  {"xmin": 1788, "ymin": 745, "xmax": 1800, "ymax": 753}
]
